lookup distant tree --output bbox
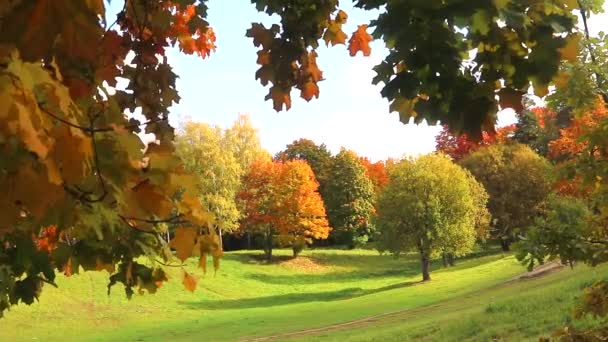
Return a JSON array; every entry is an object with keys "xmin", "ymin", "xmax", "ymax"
[
  {"xmin": 460, "ymin": 143, "xmax": 552, "ymax": 251},
  {"xmin": 276, "ymin": 160, "xmax": 331, "ymax": 257},
  {"xmin": 238, "ymin": 159, "xmax": 330, "ymax": 260},
  {"xmin": 376, "ymin": 154, "xmax": 486, "ymax": 281},
  {"xmin": 324, "ymin": 149, "xmax": 376, "ymax": 247},
  {"xmin": 435, "ymin": 125, "xmax": 515, "ymax": 161},
  {"xmin": 225, "ymin": 114, "xmax": 269, "ymax": 171},
  {"xmin": 275, "ymin": 138, "xmax": 333, "ymax": 201},
  {"xmin": 175, "ymin": 121, "xmax": 242, "ymax": 247},
  {"xmin": 358, "ymin": 157, "xmax": 389, "ymax": 194},
  {"xmin": 513, "ymin": 107, "xmax": 561, "ymax": 158},
  {"xmin": 238, "ymin": 159, "xmax": 280, "ymax": 260}
]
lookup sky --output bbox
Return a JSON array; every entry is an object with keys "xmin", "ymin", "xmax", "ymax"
[{"xmin": 108, "ymin": 1, "xmax": 608, "ymax": 162}]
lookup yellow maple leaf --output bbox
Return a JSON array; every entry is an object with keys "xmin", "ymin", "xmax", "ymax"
[
  {"xmin": 182, "ymin": 270, "xmax": 198, "ymax": 292},
  {"xmin": 169, "ymin": 227, "xmax": 198, "ymax": 262},
  {"xmin": 559, "ymin": 34, "xmax": 580, "ymax": 62}
]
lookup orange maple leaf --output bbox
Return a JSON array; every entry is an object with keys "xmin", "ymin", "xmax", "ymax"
[{"xmin": 348, "ymin": 25, "xmax": 373, "ymax": 57}]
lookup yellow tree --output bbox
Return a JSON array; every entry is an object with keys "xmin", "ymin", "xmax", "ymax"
[{"xmin": 277, "ymin": 160, "xmax": 331, "ymax": 257}]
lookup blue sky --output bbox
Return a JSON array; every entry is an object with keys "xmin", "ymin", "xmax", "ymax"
[{"xmin": 108, "ymin": 1, "xmax": 608, "ymax": 162}]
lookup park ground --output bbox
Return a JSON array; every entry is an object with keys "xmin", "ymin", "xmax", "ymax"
[{"xmin": 1, "ymin": 248, "xmax": 607, "ymax": 341}]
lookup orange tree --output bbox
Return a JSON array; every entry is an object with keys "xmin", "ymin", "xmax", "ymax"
[
  {"xmin": 0, "ymin": 0, "xmax": 581, "ymax": 314},
  {"xmin": 238, "ymin": 159, "xmax": 329, "ymax": 259}
]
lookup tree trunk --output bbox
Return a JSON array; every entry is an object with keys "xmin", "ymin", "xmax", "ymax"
[
  {"xmin": 447, "ymin": 253, "xmax": 455, "ymax": 266},
  {"xmin": 500, "ymin": 239, "xmax": 511, "ymax": 252},
  {"xmin": 218, "ymin": 227, "xmax": 223, "ymax": 251},
  {"xmin": 442, "ymin": 253, "xmax": 448, "ymax": 268},
  {"xmin": 247, "ymin": 232, "xmax": 252, "ymax": 249},
  {"xmin": 421, "ymin": 253, "xmax": 431, "ymax": 282},
  {"xmin": 264, "ymin": 229, "xmax": 273, "ymax": 261},
  {"xmin": 292, "ymin": 247, "xmax": 298, "ymax": 258}
]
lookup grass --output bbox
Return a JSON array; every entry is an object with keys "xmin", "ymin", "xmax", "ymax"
[{"xmin": 0, "ymin": 248, "xmax": 606, "ymax": 341}]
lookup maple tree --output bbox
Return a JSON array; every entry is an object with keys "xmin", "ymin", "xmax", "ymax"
[
  {"xmin": 275, "ymin": 138, "xmax": 333, "ymax": 205},
  {"xmin": 0, "ymin": 0, "xmax": 224, "ymax": 315},
  {"xmin": 275, "ymin": 160, "xmax": 331, "ymax": 257},
  {"xmin": 238, "ymin": 158, "xmax": 329, "ymax": 259},
  {"xmin": 376, "ymin": 154, "xmax": 488, "ymax": 281}
]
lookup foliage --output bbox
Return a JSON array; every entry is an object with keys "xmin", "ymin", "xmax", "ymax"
[
  {"xmin": 376, "ymin": 154, "xmax": 485, "ymax": 281},
  {"xmin": 0, "ymin": 0, "xmax": 226, "ymax": 315},
  {"xmin": 275, "ymin": 138, "xmax": 333, "ymax": 201},
  {"xmin": 514, "ymin": 195, "xmax": 593, "ymax": 271},
  {"xmin": 224, "ymin": 114, "xmax": 269, "ymax": 172},
  {"xmin": 176, "ymin": 121, "xmax": 242, "ymax": 236},
  {"xmin": 513, "ymin": 107, "xmax": 562, "ymax": 158},
  {"xmin": 358, "ymin": 157, "xmax": 389, "ymax": 194},
  {"xmin": 460, "ymin": 143, "xmax": 552, "ymax": 250},
  {"xmin": 238, "ymin": 159, "xmax": 330, "ymax": 259},
  {"xmin": 324, "ymin": 149, "xmax": 376, "ymax": 247},
  {"xmin": 275, "ymin": 160, "xmax": 331, "ymax": 256},
  {"xmin": 435, "ymin": 124, "xmax": 515, "ymax": 161}
]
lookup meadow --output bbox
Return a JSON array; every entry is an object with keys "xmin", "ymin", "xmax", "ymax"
[{"xmin": 1, "ymin": 248, "xmax": 606, "ymax": 341}]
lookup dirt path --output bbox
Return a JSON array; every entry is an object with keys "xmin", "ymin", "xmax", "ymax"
[{"xmin": 239, "ymin": 262, "xmax": 564, "ymax": 342}]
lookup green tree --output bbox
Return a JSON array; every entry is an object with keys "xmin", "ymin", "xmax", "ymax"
[
  {"xmin": 175, "ymin": 121, "xmax": 242, "ymax": 247},
  {"xmin": 324, "ymin": 149, "xmax": 376, "ymax": 247},
  {"xmin": 515, "ymin": 194, "xmax": 592, "ymax": 271},
  {"xmin": 376, "ymin": 154, "xmax": 485, "ymax": 281},
  {"xmin": 460, "ymin": 143, "xmax": 552, "ymax": 251}
]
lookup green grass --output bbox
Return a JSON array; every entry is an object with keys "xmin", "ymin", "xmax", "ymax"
[{"xmin": 0, "ymin": 248, "xmax": 605, "ymax": 341}]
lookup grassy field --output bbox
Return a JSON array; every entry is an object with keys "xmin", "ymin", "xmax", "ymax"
[{"xmin": 0, "ymin": 248, "xmax": 606, "ymax": 341}]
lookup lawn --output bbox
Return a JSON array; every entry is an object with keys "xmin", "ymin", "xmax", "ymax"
[{"xmin": 0, "ymin": 248, "xmax": 605, "ymax": 341}]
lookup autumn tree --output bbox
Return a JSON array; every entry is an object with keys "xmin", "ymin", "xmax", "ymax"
[
  {"xmin": 460, "ymin": 143, "xmax": 552, "ymax": 251},
  {"xmin": 275, "ymin": 138, "xmax": 333, "ymax": 201},
  {"xmin": 376, "ymin": 154, "xmax": 487, "ymax": 281},
  {"xmin": 513, "ymin": 107, "xmax": 562, "ymax": 158},
  {"xmin": 0, "ymin": 0, "xmax": 588, "ymax": 314},
  {"xmin": 276, "ymin": 160, "xmax": 331, "ymax": 257},
  {"xmin": 175, "ymin": 121, "xmax": 242, "ymax": 247},
  {"xmin": 0, "ymin": 0, "xmax": 227, "ymax": 313},
  {"xmin": 324, "ymin": 149, "xmax": 376, "ymax": 247},
  {"xmin": 435, "ymin": 124, "xmax": 516, "ymax": 161},
  {"xmin": 238, "ymin": 159, "xmax": 280, "ymax": 260},
  {"xmin": 358, "ymin": 157, "xmax": 389, "ymax": 194},
  {"xmin": 225, "ymin": 114, "xmax": 269, "ymax": 172},
  {"xmin": 238, "ymin": 159, "xmax": 329, "ymax": 260}
]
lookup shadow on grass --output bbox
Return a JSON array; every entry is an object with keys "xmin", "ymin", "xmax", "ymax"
[{"xmin": 179, "ymin": 281, "xmax": 420, "ymax": 310}]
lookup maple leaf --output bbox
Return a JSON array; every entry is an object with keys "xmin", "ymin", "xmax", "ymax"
[
  {"xmin": 52, "ymin": 125, "xmax": 93, "ymax": 184},
  {"xmin": 129, "ymin": 180, "xmax": 173, "ymax": 218},
  {"xmin": 265, "ymin": 86, "xmax": 292, "ymax": 111},
  {"xmin": 497, "ymin": 88, "xmax": 525, "ymax": 113},
  {"xmin": 323, "ymin": 10, "xmax": 348, "ymax": 46},
  {"xmin": 169, "ymin": 227, "xmax": 198, "ymax": 262},
  {"xmin": 182, "ymin": 270, "xmax": 197, "ymax": 292},
  {"xmin": 300, "ymin": 81, "xmax": 319, "ymax": 101},
  {"xmin": 348, "ymin": 25, "xmax": 373, "ymax": 57},
  {"xmin": 246, "ymin": 23, "xmax": 280, "ymax": 50},
  {"xmin": 559, "ymin": 34, "xmax": 580, "ymax": 62}
]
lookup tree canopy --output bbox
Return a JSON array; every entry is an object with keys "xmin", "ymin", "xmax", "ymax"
[
  {"xmin": 324, "ymin": 149, "xmax": 376, "ymax": 247},
  {"xmin": 460, "ymin": 143, "xmax": 552, "ymax": 250},
  {"xmin": 376, "ymin": 153, "xmax": 488, "ymax": 281}
]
